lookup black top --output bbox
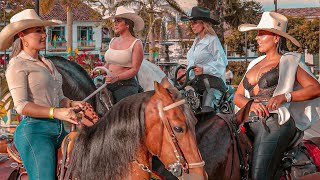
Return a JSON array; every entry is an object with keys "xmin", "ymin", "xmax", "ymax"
[{"xmin": 243, "ymin": 64, "xmax": 279, "ymax": 101}]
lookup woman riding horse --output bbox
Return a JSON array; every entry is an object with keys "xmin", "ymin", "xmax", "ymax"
[
  {"xmin": 178, "ymin": 6, "xmax": 228, "ymax": 113},
  {"xmin": 0, "ymin": 9, "xmax": 97, "ymax": 180},
  {"xmin": 91, "ymin": 6, "xmax": 144, "ymax": 103},
  {"xmin": 234, "ymin": 12, "xmax": 320, "ymax": 180}
]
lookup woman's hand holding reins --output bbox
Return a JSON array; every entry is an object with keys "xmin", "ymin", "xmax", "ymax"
[
  {"xmin": 266, "ymin": 94, "xmax": 287, "ymax": 111},
  {"xmin": 53, "ymin": 107, "xmax": 79, "ymax": 125},
  {"xmin": 193, "ymin": 65, "xmax": 203, "ymax": 75},
  {"xmin": 69, "ymin": 101, "xmax": 99, "ymax": 125},
  {"xmin": 90, "ymin": 69, "xmax": 106, "ymax": 79},
  {"xmin": 105, "ymin": 74, "xmax": 119, "ymax": 84},
  {"xmin": 250, "ymin": 102, "xmax": 269, "ymax": 118}
]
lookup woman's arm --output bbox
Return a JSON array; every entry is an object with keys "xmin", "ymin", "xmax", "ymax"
[
  {"xmin": 21, "ymin": 102, "xmax": 78, "ymax": 124},
  {"xmin": 266, "ymin": 66, "xmax": 320, "ymax": 110},
  {"xmin": 196, "ymin": 36, "xmax": 227, "ymax": 76},
  {"xmin": 292, "ymin": 66, "xmax": 320, "ymax": 100}
]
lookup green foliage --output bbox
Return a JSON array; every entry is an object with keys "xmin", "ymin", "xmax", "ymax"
[
  {"xmin": 226, "ymin": 15, "xmax": 320, "ymax": 55},
  {"xmin": 287, "ymin": 17, "xmax": 319, "ymax": 54},
  {"xmin": 225, "ymin": 28, "xmax": 257, "ymax": 55},
  {"xmin": 228, "ymin": 61, "xmax": 248, "ymax": 85}
]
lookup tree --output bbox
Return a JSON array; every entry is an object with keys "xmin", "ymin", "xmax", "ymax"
[
  {"xmin": 0, "ymin": 0, "xmax": 35, "ymax": 31},
  {"xmin": 287, "ymin": 16, "xmax": 319, "ymax": 54},
  {"xmin": 88, "ymin": 0, "xmax": 186, "ymax": 62},
  {"xmin": 40, "ymin": 0, "xmax": 81, "ymax": 53},
  {"xmin": 224, "ymin": 1, "xmax": 263, "ymax": 55},
  {"xmin": 197, "ymin": 0, "xmax": 263, "ymax": 45}
]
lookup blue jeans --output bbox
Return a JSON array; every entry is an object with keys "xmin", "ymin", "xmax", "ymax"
[{"xmin": 14, "ymin": 117, "xmax": 68, "ymax": 180}]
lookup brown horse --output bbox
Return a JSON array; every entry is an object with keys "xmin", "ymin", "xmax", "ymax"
[{"xmin": 66, "ymin": 82, "xmax": 207, "ymax": 180}]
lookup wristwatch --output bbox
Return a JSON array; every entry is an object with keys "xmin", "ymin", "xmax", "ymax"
[{"xmin": 284, "ymin": 92, "xmax": 292, "ymax": 102}]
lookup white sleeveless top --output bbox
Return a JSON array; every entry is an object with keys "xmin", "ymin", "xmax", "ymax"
[{"xmin": 104, "ymin": 38, "xmax": 140, "ymax": 67}]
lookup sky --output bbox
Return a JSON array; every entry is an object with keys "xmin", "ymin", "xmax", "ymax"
[
  {"xmin": 175, "ymin": 0, "xmax": 320, "ymax": 11},
  {"xmin": 255, "ymin": 0, "xmax": 320, "ymax": 11}
]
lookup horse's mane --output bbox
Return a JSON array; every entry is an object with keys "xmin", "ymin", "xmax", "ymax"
[
  {"xmin": 46, "ymin": 56, "xmax": 96, "ymax": 102},
  {"xmin": 69, "ymin": 91, "xmax": 154, "ymax": 180}
]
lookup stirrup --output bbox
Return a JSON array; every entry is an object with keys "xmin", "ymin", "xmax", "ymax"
[{"xmin": 7, "ymin": 142, "xmax": 23, "ymax": 164}]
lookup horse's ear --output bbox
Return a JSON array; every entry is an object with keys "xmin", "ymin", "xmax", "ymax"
[
  {"xmin": 154, "ymin": 81, "xmax": 166, "ymax": 95},
  {"xmin": 160, "ymin": 77, "xmax": 171, "ymax": 89},
  {"xmin": 235, "ymin": 100, "xmax": 254, "ymax": 124},
  {"xmin": 160, "ymin": 77, "xmax": 181, "ymax": 97}
]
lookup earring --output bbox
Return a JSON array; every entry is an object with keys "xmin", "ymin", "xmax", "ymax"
[{"xmin": 24, "ymin": 41, "xmax": 29, "ymax": 47}]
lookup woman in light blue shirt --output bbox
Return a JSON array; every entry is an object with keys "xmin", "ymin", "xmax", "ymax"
[{"xmin": 180, "ymin": 6, "xmax": 228, "ymax": 113}]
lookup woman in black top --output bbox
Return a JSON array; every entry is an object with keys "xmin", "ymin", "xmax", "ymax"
[{"xmin": 234, "ymin": 12, "xmax": 320, "ymax": 180}]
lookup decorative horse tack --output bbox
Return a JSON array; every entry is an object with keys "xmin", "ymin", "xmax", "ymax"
[
  {"xmin": 157, "ymin": 99, "xmax": 205, "ymax": 177},
  {"xmin": 132, "ymin": 98, "xmax": 205, "ymax": 177}
]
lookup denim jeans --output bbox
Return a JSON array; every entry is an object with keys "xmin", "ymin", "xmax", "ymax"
[
  {"xmin": 14, "ymin": 116, "xmax": 68, "ymax": 180},
  {"xmin": 106, "ymin": 77, "xmax": 139, "ymax": 103}
]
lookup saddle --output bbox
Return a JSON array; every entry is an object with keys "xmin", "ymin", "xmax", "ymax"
[
  {"xmin": 4, "ymin": 105, "xmax": 98, "ymax": 180},
  {"xmin": 182, "ymin": 83, "xmax": 234, "ymax": 114},
  {"xmin": 5, "ymin": 131, "xmax": 78, "ymax": 180}
]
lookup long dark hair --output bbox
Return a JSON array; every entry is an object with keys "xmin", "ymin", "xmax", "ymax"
[
  {"xmin": 68, "ymin": 91, "xmax": 153, "ymax": 180},
  {"xmin": 123, "ymin": 18, "xmax": 136, "ymax": 37},
  {"xmin": 276, "ymin": 36, "xmax": 289, "ymax": 55}
]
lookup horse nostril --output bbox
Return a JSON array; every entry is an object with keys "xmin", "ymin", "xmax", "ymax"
[{"xmin": 173, "ymin": 126, "xmax": 183, "ymax": 133}]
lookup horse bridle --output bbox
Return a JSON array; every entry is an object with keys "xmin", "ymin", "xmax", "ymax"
[{"xmin": 156, "ymin": 99, "xmax": 205, "ymax": 177}]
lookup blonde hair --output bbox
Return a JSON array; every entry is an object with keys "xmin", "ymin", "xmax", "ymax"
[
  {"xmin": 202, "ymin": 21, "xmax": 216, "ymax": 36},
  {"xmin": 10, "ymin": 35, "xmax": 23, "ymax": 59}
]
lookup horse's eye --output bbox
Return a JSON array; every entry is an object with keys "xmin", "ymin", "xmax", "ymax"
[{"xmin": 173, "ymin": 126, "xmax": 183, "ymax": 133}]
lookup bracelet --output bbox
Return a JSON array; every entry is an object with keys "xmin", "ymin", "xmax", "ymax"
[{"xmin": 49, "ymin": 107, "xmax": 55, "ymax": 119}]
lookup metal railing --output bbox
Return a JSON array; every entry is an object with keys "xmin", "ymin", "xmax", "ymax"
[
  {"xmin": 48, "ymin": 40, "xmax": 67, "ymax": 51},
  {"xmin": 77, "ymin": 40, "xmax": 96, "ymax": 50}
]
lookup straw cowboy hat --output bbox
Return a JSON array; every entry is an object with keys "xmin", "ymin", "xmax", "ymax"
[
  {"xmin": 238, "ymin": 12, "xmax": 301, "ymax": 47},
  {"xmin": 181, "ymin": 6, "xmax": 219, "ymax": 25},
  {"xmin": 103, "ymin": 6, "xmax": 144, "ymax": 31},
  {"xmin": 0, "ymin": 9, "xmax": 62, "ymax": 50}
]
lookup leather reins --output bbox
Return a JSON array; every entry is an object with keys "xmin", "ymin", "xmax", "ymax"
[{"xmin": 150, "ymin": 99, "xmax": 205, "ymax": 176}]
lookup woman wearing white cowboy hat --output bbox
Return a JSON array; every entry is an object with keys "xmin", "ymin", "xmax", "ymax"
[
  {"xmin": 1, "ymin": 9, "xmax": 98, "ymax": 180},
  {"xmin": 91, "ymin": 6, "xmax": 144, "ymax": 103},
  {"xmin": 178, "ymin": 6, "xmax": 228, "ymax": 113},
  {"xmin": 234, "ymin": 12, "xmax": 320, "ymax": 180}
]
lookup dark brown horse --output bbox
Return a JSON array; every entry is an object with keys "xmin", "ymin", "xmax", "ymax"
[{"xmin": 67, "ymin": 82, "xmax": 207, "ymax": 180}]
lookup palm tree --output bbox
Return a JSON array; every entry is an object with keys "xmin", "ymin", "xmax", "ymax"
[{"xmin": 40, "ymin": 0, "xmax": 81, "ymax": 54}]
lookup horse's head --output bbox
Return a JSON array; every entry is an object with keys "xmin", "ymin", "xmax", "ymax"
[{"xmin": 145, "ymin": 82, "xmax": 207, "ymax": 179}]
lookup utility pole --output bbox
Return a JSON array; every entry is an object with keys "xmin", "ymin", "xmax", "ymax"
[
  {"xmin": 35, "ymin": 0, "xmax": 40, "ymax": 15},
  {"xmin": 274, "ymin": 0, "xmax": 278, "ymax": 12},
  {"xmin": 245, "ymin": 32, "xmax": 248, "ymax": 67}
]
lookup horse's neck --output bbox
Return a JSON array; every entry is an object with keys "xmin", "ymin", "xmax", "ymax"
[{"xmin": 128, "ymin": 146, "xmax": 152, "ymax": 180}]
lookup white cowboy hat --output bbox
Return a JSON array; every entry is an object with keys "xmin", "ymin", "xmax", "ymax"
[
  {"xmin": 238, "ymin": 12, "xmax": 301, "ymax": 47},
  {"xmin": 0, "ymin": 9, "xmax": 61, "ymax": 50},
  {"xmin": 103, "ymin": 6, "xmax": 144, "ymax": 31}
]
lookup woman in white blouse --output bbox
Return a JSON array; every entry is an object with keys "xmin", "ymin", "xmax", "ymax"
[{"xmin": 179, "ymin": 6, "xmax": 228, "ymax": 113}]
